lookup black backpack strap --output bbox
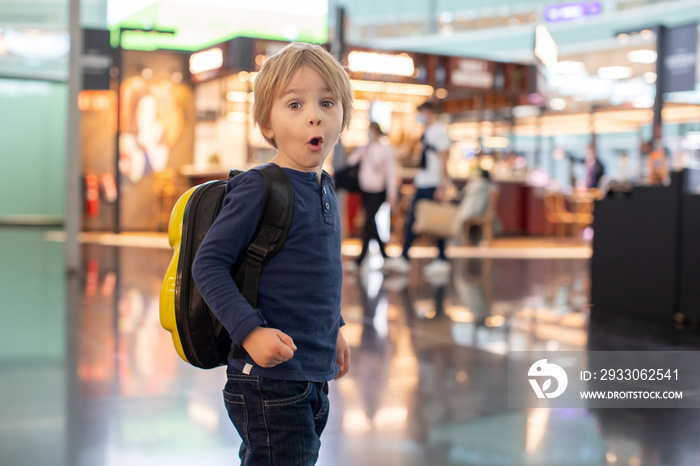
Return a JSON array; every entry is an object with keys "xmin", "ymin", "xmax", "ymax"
[{"xmin": 237, "ymin": 163, "xmax": 294, "ymax": 308}]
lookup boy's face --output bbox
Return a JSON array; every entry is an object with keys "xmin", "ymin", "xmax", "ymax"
[{"xmin": 263, "ymin": 66, "xmax": 343, "ymax": 174}]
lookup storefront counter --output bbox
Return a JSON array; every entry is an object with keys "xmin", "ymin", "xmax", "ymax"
[
  {"xmin": 494, "ymin": 180, "xmax": 546, "ymax": 236},
  {"xmin": 591, "ymin": 169, "xmax": 700, "ymax": 328},
  {"xmin": 180, "ymin": 163, "xmax": 277, "ymax": 185},
  {"xmin": 180, "ymin": 164, "xmax": 232, "ymax": 185}
]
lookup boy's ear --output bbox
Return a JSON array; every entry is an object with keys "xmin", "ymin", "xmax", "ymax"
[{"xmin": 262, "ymin": 126, "xmax": 275, "ymax": 140}]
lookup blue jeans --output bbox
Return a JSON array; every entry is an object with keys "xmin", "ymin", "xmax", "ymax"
[
  {"xmin": 223, "ymin": 366, "xmax": 330, "ymax": 465},
  {"xmin": 402, "ymin": 186, "xmax": 447, "ymax": 260}
]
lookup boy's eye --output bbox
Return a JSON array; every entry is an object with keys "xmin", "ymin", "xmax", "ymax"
[
  {"xmin": 321, "ymin": 100, "xmax": 334, "ymax": 108},
  {"xmin": 288, "ymin": 102, "xmax": 301, "ymax": 109}
]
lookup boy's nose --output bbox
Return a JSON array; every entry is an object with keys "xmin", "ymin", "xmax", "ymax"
[{"xmin": 308, "ymin": 107, "xmax": 323, "ymax": 126}]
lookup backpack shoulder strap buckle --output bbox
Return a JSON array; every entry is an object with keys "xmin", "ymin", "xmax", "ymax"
[{"xmin": 246, "ymin": 242, "xmax": 268, "ymax": 264}]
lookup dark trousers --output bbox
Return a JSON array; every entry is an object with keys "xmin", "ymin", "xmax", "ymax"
[
  {"xmin": 356, "ymin": 190, "xmax": 388, "ymax": 264},
  {"xmin": 224, "ymin": 366, "xmax": 330, "ymax": 465},
  {"xmin": 402, "ymin": 186, "xmax": 447, "ymax": 261}
]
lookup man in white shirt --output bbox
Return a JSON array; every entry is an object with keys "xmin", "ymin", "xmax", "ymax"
[
  {"xmin": 346, "ymin": 122, "xmax": 398, "ymax": 267},
  {"xmin": 386, "ymin": 101, "xmax": 451, "ymax": 275}
]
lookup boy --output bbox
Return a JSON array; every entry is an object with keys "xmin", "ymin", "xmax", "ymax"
[{"xmin": 192, "ymin": 42, "xmax": 353, "ymax": 465}]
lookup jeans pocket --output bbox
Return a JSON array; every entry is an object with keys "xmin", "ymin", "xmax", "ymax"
[
  {"xmin": 223, "ymin": 386, "xmax": 250, "ymax": 446},
  {"xmin": 314, "ymin": 383, "xmax": 329, "ymax": 422},
  {"xmin": 262, "ymin": 379, "xmax": 313, "ymax": 408}
]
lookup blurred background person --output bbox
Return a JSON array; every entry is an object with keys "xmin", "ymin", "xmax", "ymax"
[
  {"xmin": 617, "ymin": 151, "xmax": 635, "ymax": 183},
  {"xmin": 345, "ymin": 121, "xmax": 397, "ymax": 270},
  {"xmin": 585, "ymin": 143, "xmax": 605, "ymax": 190},
  {"xmin": 386, "ymin": 101, "xmax": 452, "ymax": 275},
  {"xmin": 456, "ymin": 168, "xmax": 498, "ymax": 245}
]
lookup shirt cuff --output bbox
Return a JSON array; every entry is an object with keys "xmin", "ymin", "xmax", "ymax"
[{"xmin": 229, "ymin": 308, "xmax": 268, "ymax": 347}]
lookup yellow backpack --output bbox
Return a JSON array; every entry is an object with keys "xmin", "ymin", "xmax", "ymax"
[{"xmin": 160, "ymin": 163, "xmax": 293, "ymax": 368}]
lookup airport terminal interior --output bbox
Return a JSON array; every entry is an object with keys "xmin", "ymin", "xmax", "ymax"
[
  {"xmin": 3, "ymin": 0, "xmax": 700, "ymax": 465},
  {"xmin": 4, "ymin": 229, "xmax": 700, "ymax": 466}
]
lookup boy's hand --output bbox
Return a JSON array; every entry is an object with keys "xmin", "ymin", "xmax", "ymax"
[
  {"xmin": 242, "ymin": 327, "xmax": 297, "ymax": 368},
  {"xmin": 334, "ymin": 330, "xmax": 351, "ymax": 379}
]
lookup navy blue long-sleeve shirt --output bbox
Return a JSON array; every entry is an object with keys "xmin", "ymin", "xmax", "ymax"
[{"xmin": 191, "ymin": 166, "xmax": 343, "ymax": 382}]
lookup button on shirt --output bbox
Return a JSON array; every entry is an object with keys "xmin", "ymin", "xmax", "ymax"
[{"xmin": 192, "ymin": 167, "xmax": 343, "ymax": 382}]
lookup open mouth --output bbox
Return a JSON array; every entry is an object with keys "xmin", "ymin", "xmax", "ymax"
[{"xmin": 309, "ymin": 137, "xmax": 323, "ymax": 146}]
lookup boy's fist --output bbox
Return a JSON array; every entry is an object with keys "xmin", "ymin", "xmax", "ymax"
[{"xmin": 242, "ymin": 327, "xmax": 297, "ymax": 368}]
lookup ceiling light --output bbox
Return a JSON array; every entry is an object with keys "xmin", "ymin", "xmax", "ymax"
[
  {"xmin": 627, "ymin": 49, "xmax": 657, "ymax": 64},
  {"xmin": 632, "ymin": 96, "xmax": 654, "ymax": 108},
  {"xmin": 189, "ymin": 47, "xmax": 223, "ymax": 74},
  {"xmin": 350, "ymin": 79, "xmax": 434, "ymax": 96},
  {"xmin": 552, "ymin": 60, "xmax": 586, "ymax": 74},
  {"xmin": 534, "ymin": 25, "xmax": 558, "ymax": 69},
  {"xmin": 640, "ymin": 29, "xmax": 654, "ymax": 40},
  {"xmin": 440, "ymin": 11, "xmax": 454, "ymax": 23},
  {"xmin": 4, "ymin": 29, "xmax": 70, "ymax": 59},
  {"xmin": 226, "ymin": 111, "xmax": 248, "ymax": 123},
  {"xmin": 512, "ymin": 105, "xmax": 541, "ymax": 118},
  {"xmin": 643, "ymin": 72, "xmax": 657, "ymax": 83},
  {"xmin": 549, "ymin": 98, "xmax": 567, "ymax": 110},
  {"xmin": 435, "ymin": 88, "xmax": 448, "ymax": 99},
  {"xmin": 616, "ymin": 33, "xmax": 629, "ymax": 44},
  {"xmin": 348, "ymin": 51, "xmax": 415, "ymax": 77},
  {"xmin": 482, "ymin": 137, "xmax": 510, "ymax": 149},
  {"xmin": 597, "ymin": 66, "xmax": 633, "ymax": 80},
  {"xmin": 583, "ymin": 77, "xmax": 614, "ymax": 99},
  {"xmin": 226, "ymin": 91, "xmax": 248, "ymax": 102},
  {"xmin": 615, "ymin": 80, "xmax": 649, "ymax": 96}
]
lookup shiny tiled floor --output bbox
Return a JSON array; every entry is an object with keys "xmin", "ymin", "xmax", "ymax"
[{"xmin": 2, "ymin": 227, "xmax": 700, "ymax": 465}]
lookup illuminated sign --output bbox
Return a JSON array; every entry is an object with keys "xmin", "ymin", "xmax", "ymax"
[
  {"xmin": 347, "ymin": 51, "xmax": 415, "ymax": 77},
  {"xmin": 78, "ymin": 91, "xmax": 113, "ymax": 112},
  {"xmin": 82, "ymin": 29, "xmax": 113, "ymax": 91},
  {"xmin": 534, "ymin": 25, "xmax": 558, "ymax": 69},
  {"xmin": 663, "ymin": 23, "xmax": 698, "ymax": 93},
  {"xmin": 189, "ymin": 47, "xmax": 223, "ymax": 75},
  {"xmin": 545, "ymin": 2, "xmax": 601, "ymax": 23},
  {"xmin": 110, "ymin": 2, "xmax": 327, "ymax": 51},
  {"xmin": 3, "ymin": 29, "xmax": 70, "ymax": 59},
  {"xmin": 253, "ymin": 38, "xmax": 289, "ymax": 71},
  {"xmin": 448, "ymin": 58, "xmax": 494, "ymax": 89}
]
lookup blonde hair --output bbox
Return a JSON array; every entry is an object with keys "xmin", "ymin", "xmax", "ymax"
[{"xmin": 253, "ymin": 42, "xmax": 353, "ymax": 148}]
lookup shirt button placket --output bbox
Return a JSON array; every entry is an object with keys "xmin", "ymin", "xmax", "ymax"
[{"xmin": 320, "ymin": 178, "xmax": 334, "ymax": 224}]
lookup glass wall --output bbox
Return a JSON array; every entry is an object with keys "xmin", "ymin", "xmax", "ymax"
[
  {"xmin": 0, "ymin": 0, "xmax": 107, "ymax": 223},
  {"xmin": 0, "ymin": 79, "xmax": 68, "ymax": 220}
]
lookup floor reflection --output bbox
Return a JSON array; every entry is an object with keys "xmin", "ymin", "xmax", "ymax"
[
  {"xmin": 2, "ymin": 229, "xmax": 700, "ymax": 465},
  {"xmin": 334, "ymin": 255, "xmax": 596, "ymax": 465}
]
